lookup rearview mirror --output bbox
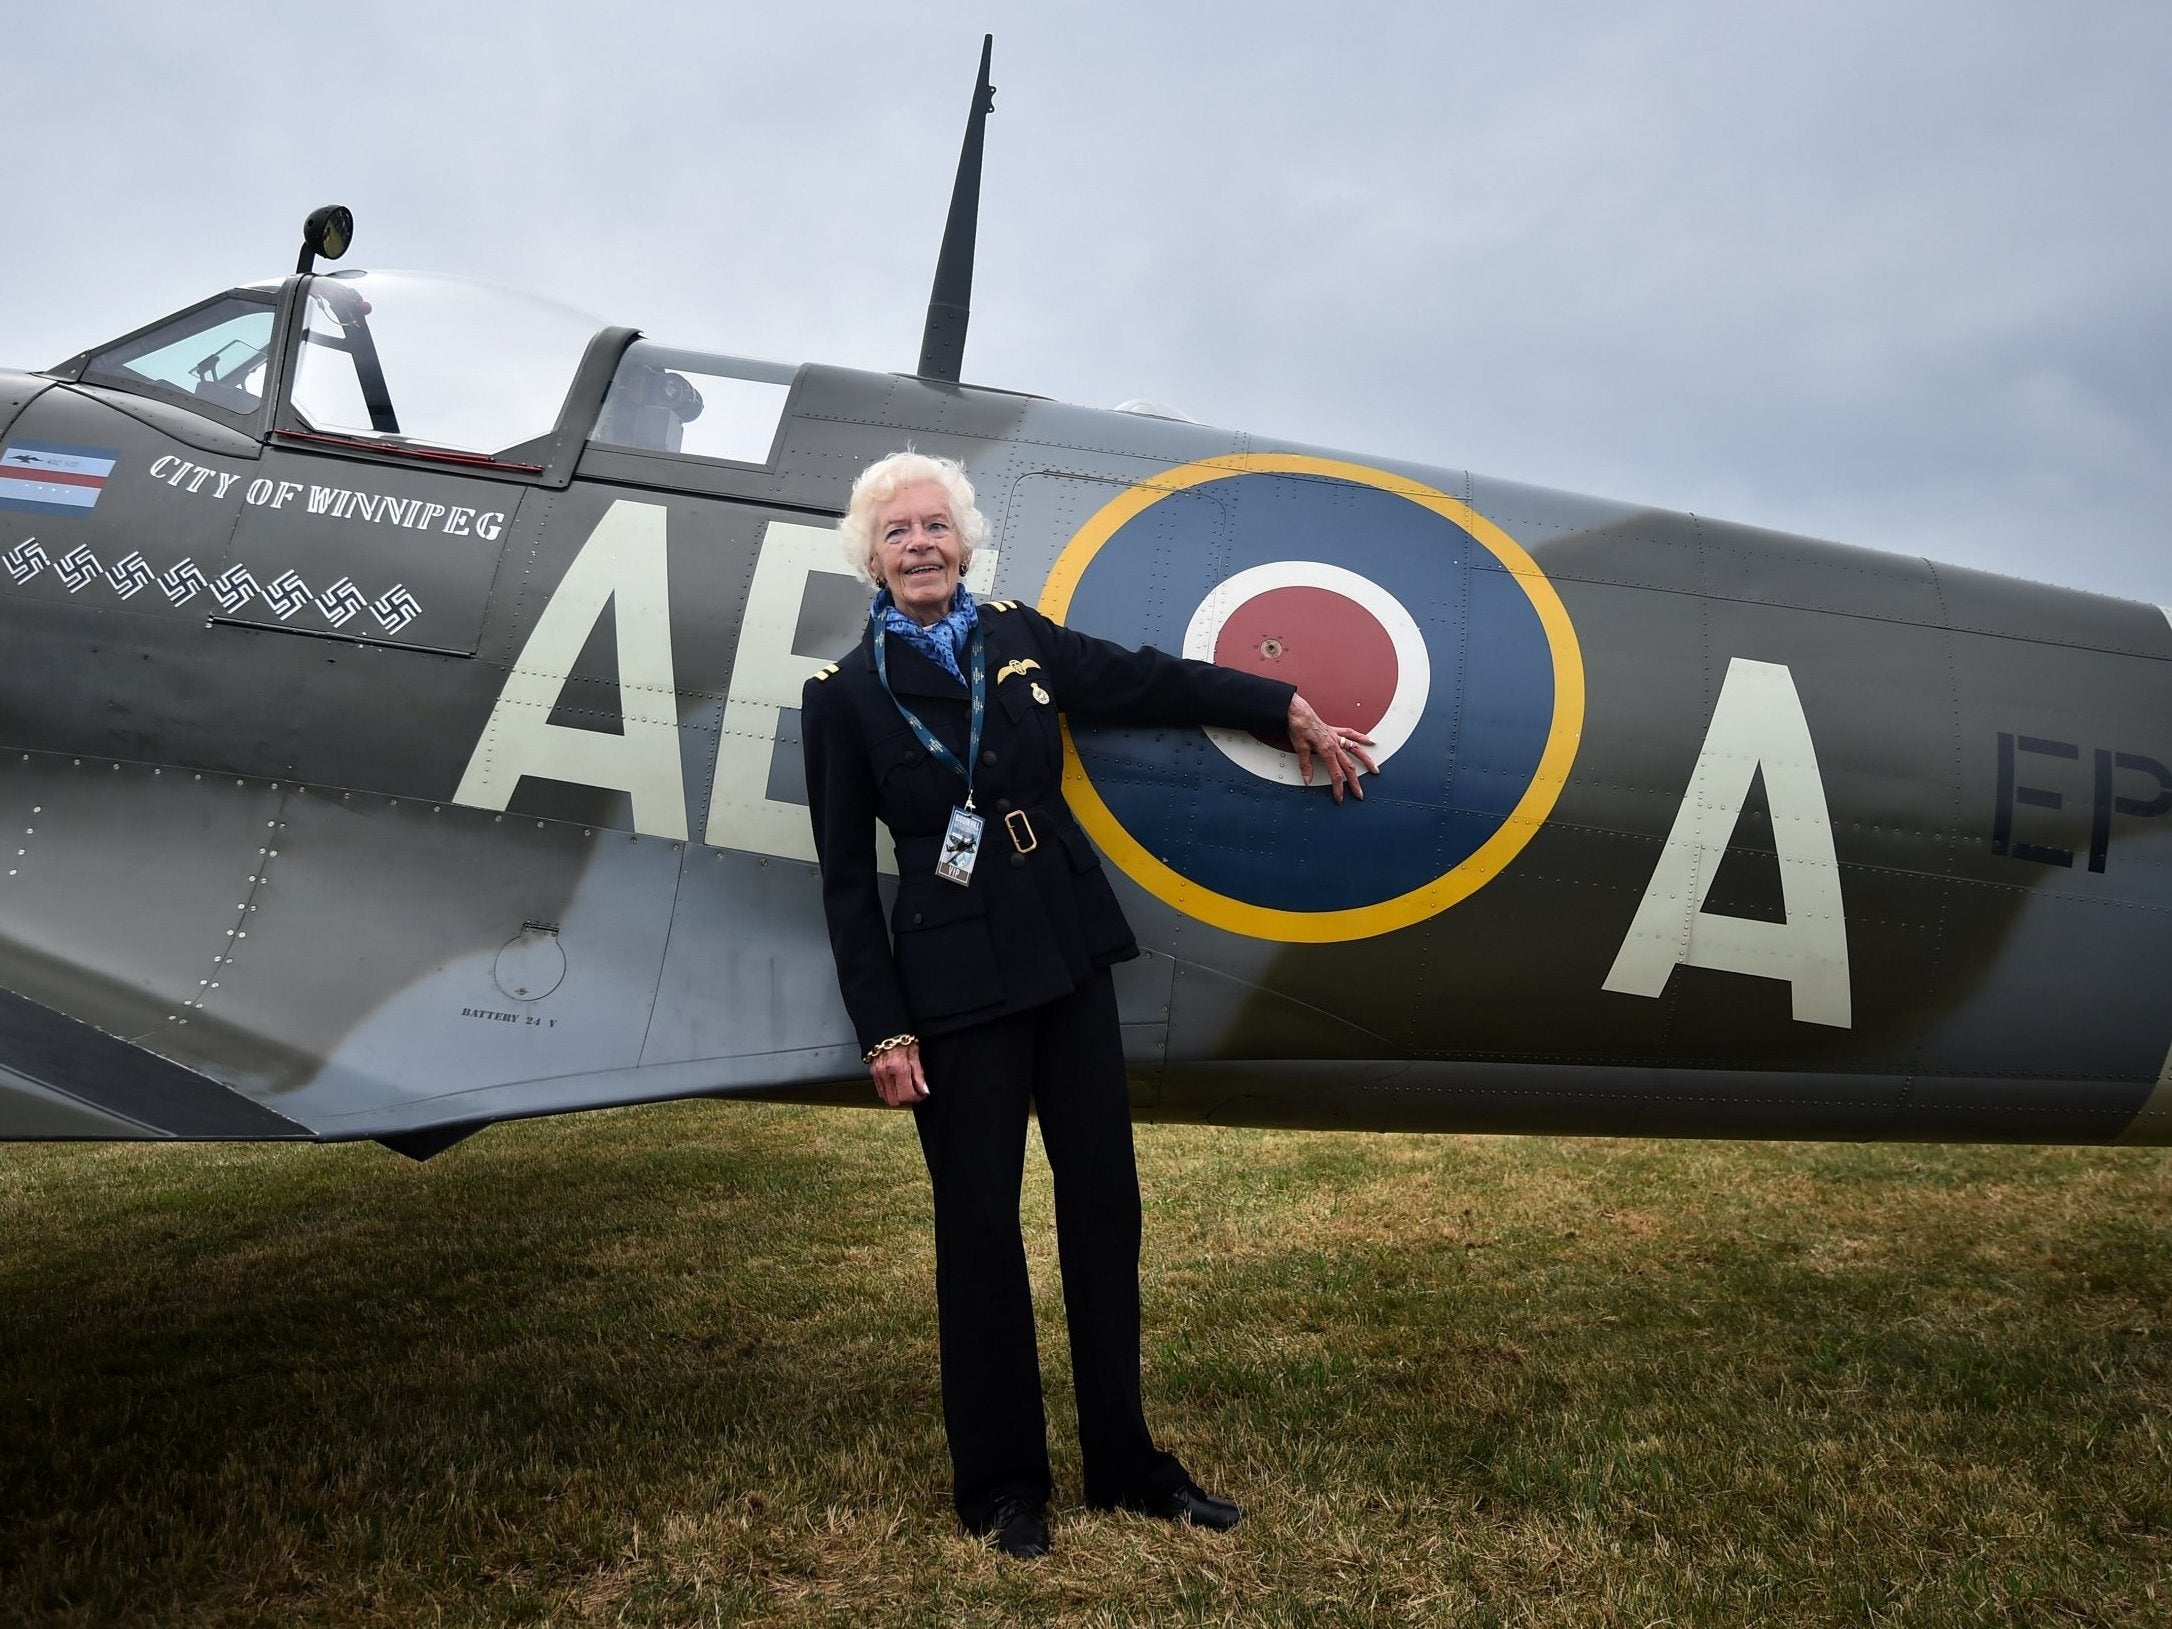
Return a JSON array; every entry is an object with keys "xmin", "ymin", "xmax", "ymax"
[{"xmin": 296, "ymin": 205, "xmax": 355, "ymax": 274}]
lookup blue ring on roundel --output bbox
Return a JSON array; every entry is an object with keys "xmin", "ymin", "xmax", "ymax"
[{"xmin": 1062, "ymin": 472, "xmax": 1556, "ymax": 915}]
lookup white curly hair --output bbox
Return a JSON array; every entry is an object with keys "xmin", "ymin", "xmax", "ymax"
[{"xmin": 838, "ymin": 450, "xmax": 988, "ymax": 587}]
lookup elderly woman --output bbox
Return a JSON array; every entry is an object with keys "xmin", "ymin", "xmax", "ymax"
[{"xmin": 801, "ymin": 450, "xmax": 1372, "ymax": 1558}]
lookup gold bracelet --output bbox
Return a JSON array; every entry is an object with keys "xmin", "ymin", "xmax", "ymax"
[{"xmin": 863, "ymin": 1033, "xmax": 917, "ymax": 1065}]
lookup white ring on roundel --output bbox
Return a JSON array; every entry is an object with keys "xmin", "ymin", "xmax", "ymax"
[{"xmin": 1181, "ymin": 559, "xmax": 1432, "ymax": 786}]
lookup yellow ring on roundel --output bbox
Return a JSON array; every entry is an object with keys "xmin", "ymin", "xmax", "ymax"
[{"xmin": 1038, "ymin": 452, "xmax": 1585, "ymax": 943}]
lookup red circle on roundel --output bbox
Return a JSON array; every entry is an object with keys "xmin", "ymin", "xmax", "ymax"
[{"xmin": 1211, "ymin": 586, "xmax": 1397, "ymax": 750}]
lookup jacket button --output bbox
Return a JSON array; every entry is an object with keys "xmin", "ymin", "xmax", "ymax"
[
  {"xmin": 996, "ymin": 798, "xmax": 1013, "ymax": 812},
  {"xmin": 912, "ymin": 912, "xmax": 924, "ymax": 925},
  {"xmin": 905, "ymin": 750, "xmax": 921, "ymax": 764},
  {"xmin": 982, "ymin": 749, "xmax": 998, "ymax": 766},
  {"xmin": 1009, "ymin": 851, "xmax": 1026, "ymax": 868}
]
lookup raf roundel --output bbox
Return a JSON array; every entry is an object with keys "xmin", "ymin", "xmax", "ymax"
[
  {"xmin": 1038, "ymin": 453, "xmax": 1584, "ymax": 942},
  {"xmin": 1182, "ymin": 559, "xmax": 1432, "ymax": 785}
]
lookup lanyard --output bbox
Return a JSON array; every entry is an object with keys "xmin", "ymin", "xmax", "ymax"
[{"xmin": 872, "ymin": 617, "xmax": 987, "ymax": 810}]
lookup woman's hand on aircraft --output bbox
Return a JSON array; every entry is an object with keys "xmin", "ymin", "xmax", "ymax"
[{"xmin": 1287, "ymin": 694, "xmax": 1378, "ymax": 802}]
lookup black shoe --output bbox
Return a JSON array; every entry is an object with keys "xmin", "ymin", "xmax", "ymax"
[
  {"xmin": 984, "ymin": 1494, "xmax": 1051, "ymax": 1559},
  {"xmin": 1124, "ymin": 1478, "xmax": 1243, "ymax": 1532}
]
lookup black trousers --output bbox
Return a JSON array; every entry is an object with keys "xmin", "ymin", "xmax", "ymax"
[{"xmin": 913, "ymin": 967, "xmax": 1184, "ymax": 1529}]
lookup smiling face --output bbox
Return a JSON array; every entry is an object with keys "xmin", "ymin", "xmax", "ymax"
[{"xmin": 875, "ymin": 479, "xmax": 964, "ymax": 626}]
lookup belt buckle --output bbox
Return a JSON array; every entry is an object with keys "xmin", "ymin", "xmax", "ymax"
[{"xmin": 1004, "ymin": 808, "xmax": 1038, "ymax": 854}]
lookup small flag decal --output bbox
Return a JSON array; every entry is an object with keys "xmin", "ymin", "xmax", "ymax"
[{"xmin": 0, "ymin": 442, "xmax": 120, "ymax": 517}]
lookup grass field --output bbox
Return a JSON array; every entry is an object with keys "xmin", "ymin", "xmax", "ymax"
[{"xmin": 3, "ymin": 1103, "xmax": 2169, "ymax": 1627}]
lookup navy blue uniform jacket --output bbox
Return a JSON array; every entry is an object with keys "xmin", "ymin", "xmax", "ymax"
[{"xmin": 801, "ymin": 600, "xmax": 1295, "ymax": 1055}]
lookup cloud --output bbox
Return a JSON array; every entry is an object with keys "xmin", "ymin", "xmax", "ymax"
[{"xmin": 3, "ymin": 0, "xmax": 2167, "ymax": 598}]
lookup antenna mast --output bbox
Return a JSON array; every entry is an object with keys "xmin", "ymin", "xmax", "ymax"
[{"xmin": 918, "ymin": 34, "xmax": 994, "ymax": 383}]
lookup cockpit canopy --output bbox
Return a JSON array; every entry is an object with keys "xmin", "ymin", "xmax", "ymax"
[
  {"xmin": 289, "ymin": 271, "xmax": 601, "ymax": 456},
  {"xmin": 593, "ymin": 342, "xmax": 793, "ymax": 464},
  {"xmin": 81, "ymin": 291, "xmax": 279, "ymax": 417},
  {"xmin": 63, "ymin": 269, "xmax": 798, "ymax": 475}
]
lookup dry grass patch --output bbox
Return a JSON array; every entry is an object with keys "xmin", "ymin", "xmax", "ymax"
[{"xmin": 3, "ymin": 1104, "xmax": 2170, "ymax": 1626}]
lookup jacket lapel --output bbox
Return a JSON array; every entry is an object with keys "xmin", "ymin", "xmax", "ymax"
[{"xmin": 860, "ymin": 621, "xmax": 968, "ymax": 701}]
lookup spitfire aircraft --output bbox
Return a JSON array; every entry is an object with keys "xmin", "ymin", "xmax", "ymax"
[{"xmin": 3, "ymin": 41, "xmax": 2168, "ymax": 1159}]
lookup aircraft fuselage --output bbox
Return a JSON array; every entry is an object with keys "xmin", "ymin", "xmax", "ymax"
[{"xmin": 2, "ymin": 271, "xmax": 2167, "ymax": 1150}]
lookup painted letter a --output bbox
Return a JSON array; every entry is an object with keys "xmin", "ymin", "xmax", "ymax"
[
  {"xmin": 1602, "ymin": 657, "xmax": 1851, "ymax": 1027},
  {"xmin": 453, "ymin": 499, "xmax": 688, "ymax": 839}
]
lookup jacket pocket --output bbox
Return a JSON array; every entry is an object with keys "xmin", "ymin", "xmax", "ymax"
[
  {"xmin": 872, "ymin": 726, "xmax": 962, "ymax": 830},
  {"xmin": 890, "ymin": 876, "xmax": 1003, "ymax": 1020},
  {"xmin": 872, "ymin": 726, "xmax": 930, "ymax": 784},
  {"xmin": 994, "ymin": 675, "xmax": 1041, "ymax": 723},
  {"xmin": 1057, "ymin": 822, "xmax": 1104, "ymax": 874},
  {"xmin": 1055, "ymin": 823, "xmax": 1137, "ymax": 962}
]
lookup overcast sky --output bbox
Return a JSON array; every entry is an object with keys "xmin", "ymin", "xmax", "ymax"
[{"xmin": 5, "ymin": 2, "xmax": 2166, "ymax": 602}]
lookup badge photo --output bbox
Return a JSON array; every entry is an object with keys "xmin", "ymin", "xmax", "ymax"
[{"xmin": 938, "ymin": 805, "xmax": 984, "ymax": 886}]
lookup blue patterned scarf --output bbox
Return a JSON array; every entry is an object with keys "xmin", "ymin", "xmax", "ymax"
[{"xmin": 873, "ymin": 585, "xmax": 979, "ymax": 684}]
